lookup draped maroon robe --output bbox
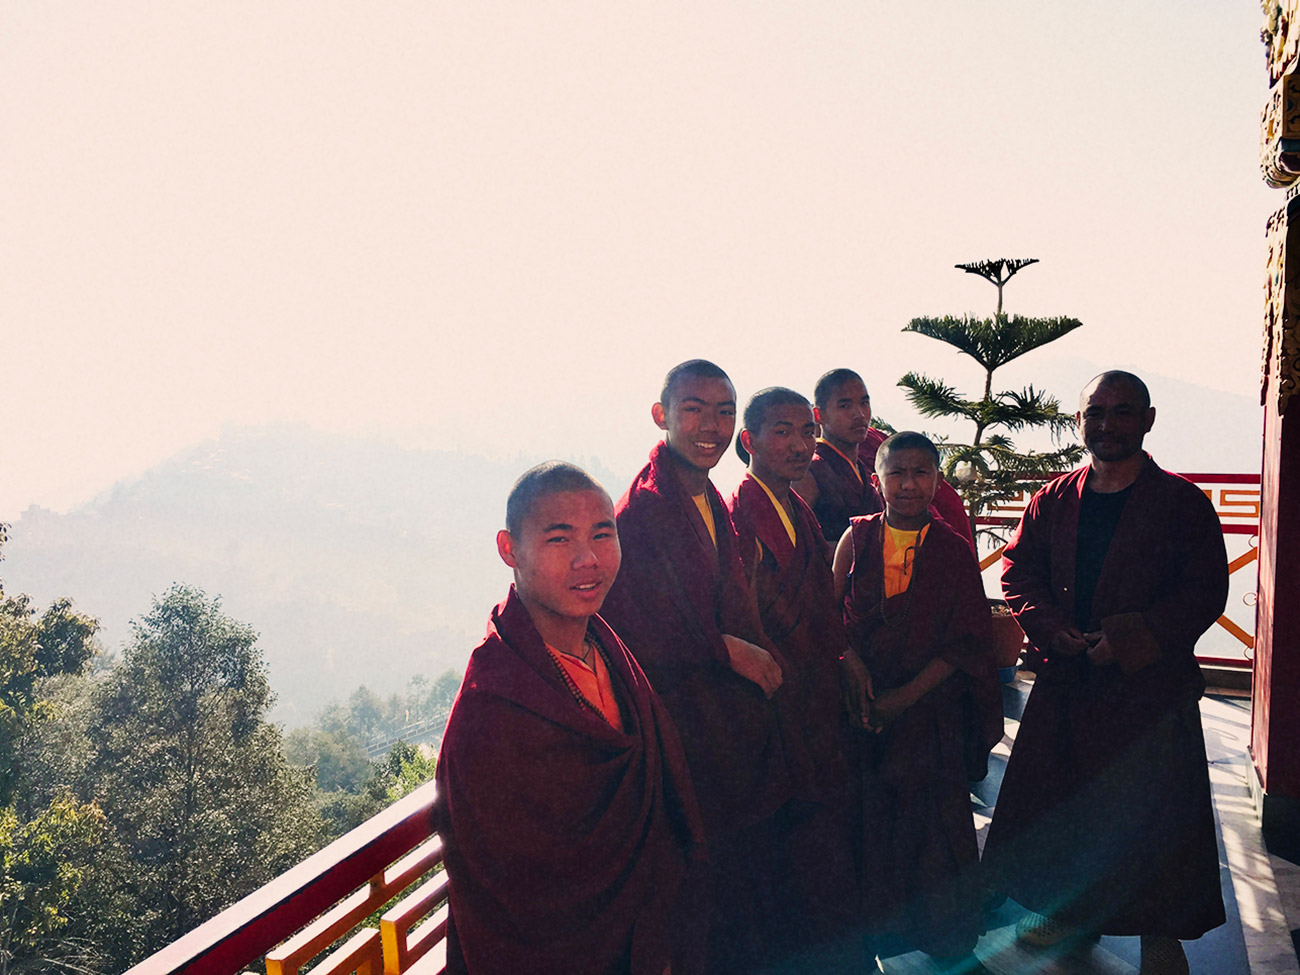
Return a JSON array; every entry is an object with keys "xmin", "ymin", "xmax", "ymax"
[
  {"xmin": 601, "ymin": 441, "xmax": 810, "ymax": 840},
  {"xmin": 602, "ymin": 442, "xmax": 816, "ymax": 971},
  {"xmin": 728, "ymin": 474, "xmax": 860, "ymax": 959},
  {"xmin": 842, "ymin": 514, "xmax": 1001, "ymax": 958},
  {"xmin": 435, "ymin": 587, "xmax": 705, "ymax": 975},
  {"xmin": 808, "ymin": 439, "xmax": 881, "ymax": 543},
  {"xmin": 982, "ymin": 456, "xmax": 1228, "ymax": 939}
]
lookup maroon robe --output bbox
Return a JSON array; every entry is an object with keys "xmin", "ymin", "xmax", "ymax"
[
  {"xmin": 982, "ymin": 456, "xmax": 1228, "ymax": 939},
  {"xmin": 435, "ymin": 587, "xmax": 705, "ymax": 975},
  {"xmin": 728, "ymin": 475, "xmax": 861, "ymax": 962},
  {"xmin": 601, "ymin": 441, "xmax": 812, "ymax": 971},
  {"xmin": 859, "ymin": 428, "xmax": 976, "ymax": 554},
  {"xmin": 842, "ymin": 514, "xmax": 1002, "ymax": 958},
  {"xmin": 602, "ymin": 441, "xmax": 809, "ymax": 839},
  {"xmin": 808, "ymin": 439, "xmax": 881, "ymax": 543}
]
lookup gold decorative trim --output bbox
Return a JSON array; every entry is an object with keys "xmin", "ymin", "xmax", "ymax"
[
  {"xmin": 1263, "ymin": 0, "xmax": 1300, "ymax": 82},
  {"xmin": 1261, "ymin": 71, "xmax": 1300, "ymax": 187},
  {"xmin": 1264, "ymin": 199, "xmax": 1300, "ymax": 414}
]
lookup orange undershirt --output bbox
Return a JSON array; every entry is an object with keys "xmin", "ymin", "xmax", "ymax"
[
  {"xmin": 691, "ymin": 493, "xmax": 717, "ymax": 547},
  {"xmin": 883, "ymin": 523, "xmax": 930, "ymax": 598},
  {"xmin": 547, "ymin": 642, "xmax": 625, "ymax": 732}
]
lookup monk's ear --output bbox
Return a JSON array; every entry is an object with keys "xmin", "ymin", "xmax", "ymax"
[
  {"xmin": 870, "ymin": 472, "xmax": 882, "ymax": 494},
  {"xmin": 812, "ymin": 405, "xmax": 824, "ymax": 424},
  {"xmin": 496, "ymin": 529, "xmax": 518, "ymax": 568},
  {"xmin": 651, "ymin": 401, "xmax": 669, "ymax": 431},
  {"xmin": 1143, "ymin": 406, "xmax": 1156, "ymax": 433},
  {"xmin": 739, "ymin": 428, "xmax": 754, "ymax": 454}
]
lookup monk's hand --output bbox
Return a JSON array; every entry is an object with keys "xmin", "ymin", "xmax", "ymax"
[
  {"xmin": 1084, "ymin": 631, "xmax": 1115, "ymax": 666},
  {"xmin": 722, "ymin": 634, "xmax": 783, "ymax": 698},
  {"xmin": 839, "ymin": 649, "xmax": 874, "ymax": 729},
  {"xmin": 868, "ymin": 687, "xmax": 909, "ymax": 731},
  {"xmin": 1049, "ymin": 626, "xmax": 1089, "ymax": 656}
]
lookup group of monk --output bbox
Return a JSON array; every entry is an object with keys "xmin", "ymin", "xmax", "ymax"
[{"xmin": 434, "ymin": 362, "xmax": 1230, "ymax": 975}]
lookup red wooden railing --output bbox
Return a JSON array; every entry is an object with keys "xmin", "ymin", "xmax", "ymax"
[
  {"xmin": 976, "ymin": 471, "xmax": 1261, "ymax": 669},
  {"xmin": 123, "ymin": 780, "xmax": 447, "ymax": 975}
]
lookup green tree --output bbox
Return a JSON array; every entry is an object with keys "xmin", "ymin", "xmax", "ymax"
[
  {"xmin": 284, "ymin": 725, "xmax": 371, "ymax": 794},
  {"xmin": 81, "ymin": 585, "xmax": 325, "ymax": 969},
  {"xmin": 899, "ymin": 258, "xmax": 1085, "ymax": 544},
  {"xmin": 0, "ymin": 526, "xmax": 105, "ymax": 974},
  {"xmin": 0, "ymin": 796, "xmax": 104, "ymax": 975}
]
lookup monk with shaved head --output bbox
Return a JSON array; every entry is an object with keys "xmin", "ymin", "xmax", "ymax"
[
  {"xmin": 602, "ymin": 360, "xmax": 812, "ymax": 973},
  {"xmin": 983, "ymin": 371, "xmax": 1228, "ymax": 975},
  {"xmin": 435, "ymin": 462, "xmax": 705, "ymax": 975}
]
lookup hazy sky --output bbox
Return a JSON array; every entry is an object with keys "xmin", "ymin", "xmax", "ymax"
[{"xmin": 1, "ymin": 2, "xmax": 1278, "ymax": 520}]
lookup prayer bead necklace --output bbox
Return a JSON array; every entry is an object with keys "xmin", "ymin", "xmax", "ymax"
[{"xmin": 879, "ymin": 525, "xmax": 924, "ymax": 629}]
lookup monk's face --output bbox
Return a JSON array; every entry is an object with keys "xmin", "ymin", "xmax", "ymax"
[
  {"xmin": 653, "ymin": 375, "xmax": 737, "ymax": 474},
  {"xmin": 743, "ymin": 402, "xmax": 817, "ymax": 486},
  {"xmin": 497, "ymin": 489, "xmax": 621, "ymax": 625},
  {"xmin": 872, "ymin": 447, "xmax": 938, "ymax": 530},
  {"xmin": 1077, "ymin": 379, "xmax": 1155, "ymax": 464},
  {"xmin": 814, "ymin": 378, "xmax": 871, "ymax": 448}
]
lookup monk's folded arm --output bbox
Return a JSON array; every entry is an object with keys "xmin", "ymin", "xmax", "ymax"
[
  {"xmin": 898, "ymin": 657, "xmax": 958, "ymax": 708},
  {"xmin": 605, "ymin": 516, "xmax": 733, "ymax": 673}
]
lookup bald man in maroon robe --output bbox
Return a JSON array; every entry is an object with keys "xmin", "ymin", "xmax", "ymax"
[
  {"xmin": 601, "ymin": 360, "xmax": 810, "ymax": 973},
  {"xmin": 435, "ymin": 463, "xmax": 705, "ymax": 975},
  {"xmin": 982, "ymin": 371, "xmax": 1228, "ymax": 975}
]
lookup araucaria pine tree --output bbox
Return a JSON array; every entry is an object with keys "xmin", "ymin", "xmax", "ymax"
[{"xmin": 899, "ymin": 258, "xmax": 1085, "ymax": 545}]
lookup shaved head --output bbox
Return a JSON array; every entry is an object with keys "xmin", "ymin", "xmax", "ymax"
[
  {"xmin": 660, "ymin": 359, "xmax": 732, "ymax": 409},
  {"xmin": 1082, "ymin": 370, "xmax": 1151, "ymax": 411},
  {"xmin": 505, "ymin": 462, "xmax": 609, "ymax": 535},
  {"xmin": 813, "ymin": 368, "xmax": 866, "ymax": 410},
  {"xmin": 874, "ymin": 431, "xmax": 941, "ymax": 473}
]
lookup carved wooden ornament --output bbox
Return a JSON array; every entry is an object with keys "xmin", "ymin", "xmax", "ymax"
[{"xmin": 1264, "ymin": 200, "xmax": 1300, "ymax": 414}]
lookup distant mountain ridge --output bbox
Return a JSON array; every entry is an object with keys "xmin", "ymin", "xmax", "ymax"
[{"xmin": 2, "ymin": 424, "xmax": 628, "ymax": 725}]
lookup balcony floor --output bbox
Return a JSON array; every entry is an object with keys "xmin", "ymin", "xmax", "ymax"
[{"xmin": 877, "ymin": 677, "xmax": 1300, "ymax": 975}]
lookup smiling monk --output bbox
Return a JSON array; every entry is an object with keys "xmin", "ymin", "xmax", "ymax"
[
  {"xmin": 602, "ymin": 360, "xmax": 810, "ymax": 974},
  {"xmin": 435, "ymin": 462, "xmax": 706, "ymax": 975}
]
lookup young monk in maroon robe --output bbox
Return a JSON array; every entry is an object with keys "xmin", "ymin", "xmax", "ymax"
[
  {"xmin": 860, "ymin": 427, "xmax": 974, "ymax": 555},
  {"xmin": 727, "ymin": 387, "xmax": 873, "ymax": 973},
  {"xmin": 601, "ymin": 359, "xmax": 809, "ymax": 974},
  {"xmin": 982, "ymin": 371, "xmax": 1228, "ymax": 975},
  {"xmin": 435, "ymin": 462, "xmax": 706, "ymax": 975},
  {"xmin": 795, "ymin": 368, "xmax": 975, "ymax": 553},
  {"xmin": 833, "ymin": 432, "xmax": 1002, "ymax": 975},
  {"xmin": 795, "ymin": 368, "xmax": 881, "ymax": 543}
]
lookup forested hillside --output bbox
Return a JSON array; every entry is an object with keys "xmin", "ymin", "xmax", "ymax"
[
  {"xmin": 1, "ymin": 424, "xmax": 624, "ymax": 724},
  {"xmin": 0, "ymin": 536, "xmax": 462, "ymax": 973}
]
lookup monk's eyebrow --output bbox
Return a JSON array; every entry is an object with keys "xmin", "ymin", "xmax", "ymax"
[
  {"xmin": 542, "ymin": 522, "xmax": 575, "ymax": 532},
  {"xmin": 681, "ymin": 396, "xmax": 735, "ymax": 407},
  {"xmin": 594, "ymin": 520, "xmax": 616, "ymax": 531}
]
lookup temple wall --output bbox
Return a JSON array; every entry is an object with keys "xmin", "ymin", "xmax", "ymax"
[{"xmin": 1255, "ymin": 1, "xmax": 1300, "ymax": 821}]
